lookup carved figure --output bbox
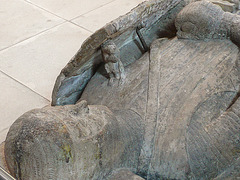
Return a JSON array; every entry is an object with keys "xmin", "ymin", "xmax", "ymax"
[
  {"xmin": 1, "ymin": 1, "xmax": 240, "ymax": 180},
  {"xmin": 101, "ymin": 40, "xmax": 125, "ymax": 84}
]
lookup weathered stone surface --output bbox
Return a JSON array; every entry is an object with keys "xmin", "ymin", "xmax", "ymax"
[
  {"xmin": 4, "ymin": 1, "xmax": 240, "ymax": 180},
  {"xmin": 209, "ymin": 0, "xmax": 239, "ymax": 12},
  {"xmin": 214, "ymin": 157, "xmax": 240, "ymax": 179},
  {"xmin": 51, "ymin": 0, "xmax": 190, "ymax": 106},
  {"xmin": 108, "ymin": 169, "xmax": 144, "ymax": 180},
  {"xmin": 175, "ymin": 1, "xmax": 240, "ymax": 47},
  {"xmin": 5, "ymin": 101, "xmax": 144, "ymax": 179},
  {"xmin": 80, "ymin": 37, "xmax": 240, "ymax": 179},
  {"xmin": 5, "ymin": 35, "xmax": 240, "ymax": 179}
]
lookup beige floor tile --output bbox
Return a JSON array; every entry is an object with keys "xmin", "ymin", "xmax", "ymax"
[
  {"xmin": 0, "ymin": 0, "xmax": 63, "ymax": 51},
  {"xmin": 25, "ymin": 0, "xmax": 115, "ymax": 20},
  {"xmin": 0, "ymin": 71, "xmax": 49, "ymax": 143},
  {"xmin": 0, "ymin": 22, "xmax": 91, "ymax": 100},
  {"xmin": 72, "ymin": 0, "xmax": 146, "ymax": 32}
]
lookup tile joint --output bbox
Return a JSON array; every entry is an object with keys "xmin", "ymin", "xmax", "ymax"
[{"xmin": 0, "ymin": 70, "xmax": 50, "ymax": 103}]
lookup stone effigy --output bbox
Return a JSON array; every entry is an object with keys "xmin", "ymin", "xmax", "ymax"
[{"xmin": 1, "ymin": 0, "xmax": 240, "ymax": 179}]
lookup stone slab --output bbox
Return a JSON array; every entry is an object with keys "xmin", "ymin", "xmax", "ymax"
[
  {"xmin": 26, "ymin": 0, "xmax": 115, "ymax": 20},
  {"xmin": 73, "ymin": 0, "xmax": 146, "ymax": 32},
  {"xmin": 0, "ymin": 71, "xmax": 49, "ymax": 144},
  {"xmin": 0, "ymin": 22, "xmax": 91, "ymax": 100},
  {"xmin": 0, "ymin": 0, "xmax": 63, "ymax": 50}
]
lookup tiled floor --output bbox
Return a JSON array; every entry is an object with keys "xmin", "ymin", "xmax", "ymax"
[{"xmin": 0, "ymin": 0, "xmax": 145, "ymax": 144}]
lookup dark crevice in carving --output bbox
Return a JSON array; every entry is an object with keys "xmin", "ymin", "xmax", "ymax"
[
  {"xmin": 227, "ymin": 90, "xmax": 240, "ymax": 110},
  {"xmin": 136, "ymin": 25, "xmax": 149, "ymax": 52}
]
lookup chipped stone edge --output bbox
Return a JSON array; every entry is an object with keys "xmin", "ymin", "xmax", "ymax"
[{"xmin": 0, "ymin": 142, "xmax": 8, "ymax": 173}]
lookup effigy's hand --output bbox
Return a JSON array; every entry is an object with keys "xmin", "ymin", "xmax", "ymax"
[{"xmin": 175, "ymin": 1, "xmax": 226, "ymax": 40}]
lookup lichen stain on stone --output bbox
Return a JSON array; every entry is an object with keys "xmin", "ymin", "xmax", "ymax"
[
  {"xmin": 59, "ymin": 124, "xmax": 68, "ymax": 134},
  {"xmin": 95, "ymin": 136, "xmax": 103, "ymax": 167},
  {"xmin": 94, "ymin": 148, "xmax": 101, "ymax": 161},
  {"xmin": 62, "ymin": 145, "xmax": 72, "ymax": 163},
  {"xmin": 231, "ymin": 147, "xmax": 240, "ymax": 156},
  {"xmin": 58, "ymin": 124, "xmax": 71, "ymax": 139}
]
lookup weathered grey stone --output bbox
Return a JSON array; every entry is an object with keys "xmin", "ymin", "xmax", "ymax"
[
  {"xmin": 3, "ymin": 1, "xmax": 240, "ymax": 180},
  {"xmin": 209, "ymin": 0, "xmax": 239, "ymax": 12},
  {"xmin": 5, "ymin": 101, "xmax": 144, "ymax": 179},
  {"xmin": 108, "ymin": 169, "xmax": 144, "ymax": 180},
  {"xmin": 175, "ymin": 1, "xmax": 240, "ymax": 46},
  {"xmin": 80, "ymin": 37, "xmax": 240, "ymax": 179},
  {"xmin": 51, "ymin": 0, "xmax": 190, "ymax": 106},
  {"xmin": 214, "ymin": 157, "xmax": 240, "ymax": 179}
]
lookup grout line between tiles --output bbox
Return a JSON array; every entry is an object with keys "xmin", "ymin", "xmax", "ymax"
[
  {"xmin": 24, "ymin": 0, "xmax": 117, "ymax": 22},
  {"xmin": 0, "ymin": 0, "xmax": 96, "ymax": 53},
  {"xmin": 23, "ymin": 0, "xmax": 118, "ymax": 32},
  {"xmin": 0, "ymin": 21, "xmax": 66, "ymax": 52},
  {"xmin": 0, "ymin": 19, "xmax": 93, "ymax": 53},
  {"xmin": 0, "ymin": 0, "xmax": 120, "ymax": 105},
  {"xmin": 70, "ymin": 0, "xmax": 118, "ymax": 21},
  {"xmin": 24, "ymin": 0, "xmax": 93, "ymax": 33},
  {"xmin": 23, "ymin": 0, "xmax": 68, "ymax": 21},
  {"xmin": 0, "ymin": 70, "xmax": 50, "ymax": 103},
  {"xmin": 0, "ymin": 0, "xmax": 120, "ymax": 53},
  {"xmin": 23, "ymin": 0, "xmax": 116, "ymax": 28},
  {"xmin": 70, "ymin": 22, "xmax": 94, "ymax": 33}
]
